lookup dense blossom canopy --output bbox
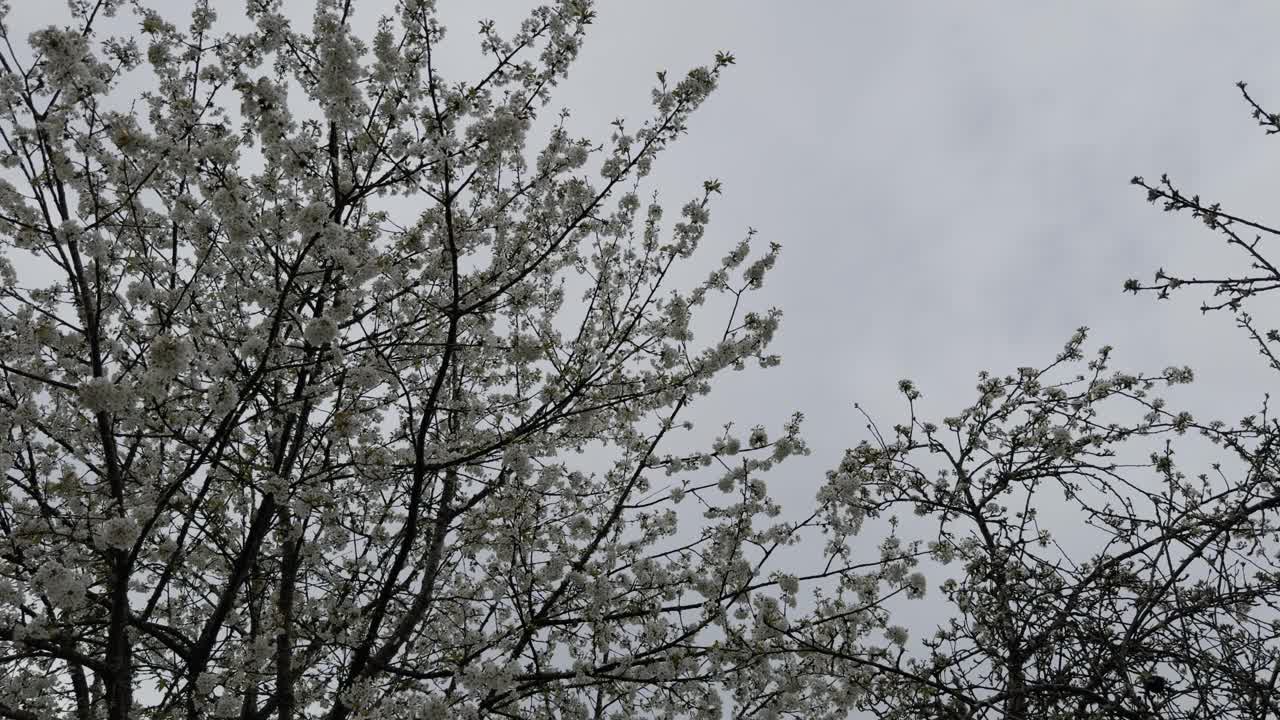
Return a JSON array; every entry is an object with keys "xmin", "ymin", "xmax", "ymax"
[
  {"xmin": 6, "ymin": 2, "xmax": 1280, "ymax": 720},
  {"xmin": 0, "ymin": 1, "xmax": 917, "ymax": 718}
]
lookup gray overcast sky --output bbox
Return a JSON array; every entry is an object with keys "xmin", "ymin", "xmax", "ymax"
[
  {"xmin": 445, "ymin": 2, "xmax": 1280, "ymax": 503},
  {"xmin": 430, "ymin": 1, "xmax": 1280, "ymax": 596},
  {"xmin": 435, "ymin": 2, "xmax": 1280, "ymax": 692}
]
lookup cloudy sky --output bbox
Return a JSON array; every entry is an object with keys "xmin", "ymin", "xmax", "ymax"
[
  {"xmin": 423, "ymin": 1, "xmax": 1280, "ymax": 612},
  {"xmin": 430, "ymin": 2, "xmax": 1280, "ymax": 506},
  {"xmin": 397, "ymin": 0, "xmax": 1280, "ymax": 634},
  {"xmin": 530, "ymin": 1, "xmax": 1280, "ymax": 682}
]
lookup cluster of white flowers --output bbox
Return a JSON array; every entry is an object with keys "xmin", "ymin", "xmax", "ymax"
[
  {"xmin": 93, "ymin": 515, "xmax": 140, "ymax": 551},
  {"xmin": 0, "ymin": 578, "xmax": 21, "ymax": 608},
  {"xmin": 718, "ymin": 465, "xmax": 746, "ymax": 492},
  {"xmin": 928, "ymin": 539, "xmax": 957, "ymax": 565},
  {"xmin": 214, "ymin": 693, "xmax": 240, "ymax": 717},
  {"xmin": 905, "ymin": 571, "xmax": 927, "ymax": 599},
  {"xmin": 776, "ymin": 573, "xmax": 800, "ymax": 596},
  {"xmin": 126, "ymin": 279, "xmax": 155, "ymax": 304},
  {"xmin": 150, "ymin": 334, "xmax": 194, "ymax": 375},
  {"xmin": 195, "ymin": 672, "xmax": 220, "ymax": 695},
  {"xmin": 239, "ymin": 334, "xmax": 268, "ymax": 359},
  {"xmin": 27, "ymin": 28, "xmax": 107, "ymax": 97},
  {"xmin": 78, "ymin": 376, "xmax": 131, "ymax": 414},
  {"xmin": 713, "ymin": 434, "xmax": 741, "ymax": 456},
  {"xmin": 31, "ymin": 562, "xmax": 88, "ymax": 609},
  {"xmin": 303, "ymin": 316, "xmax": 339, "ymax": 346},
  {"xmin": 1047, "ymin": 425, "xmax": 1074, "ymax": 459},
  {"xmin": 884, "ymin": 625, "xmax": 909, "ymax": 647},
  {"xmin": 502, "ymin": 445, "xmax": 532, "ymax": 479}
]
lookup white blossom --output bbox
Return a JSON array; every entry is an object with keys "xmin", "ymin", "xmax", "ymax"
[
  {"xmin": 884, "ymin": 625, "xmax": 909, "ymax": 647},
  {"xmin": 905, "ymin": 571, "xmax": 927, "ymax": 599},
  {"xmin": 78, "ymin": 376, "xmax": 128, "ymax": 414},
  {"xmin": 749, "ymin": 426, "xmax": 769, "ymax": 448},
  {"xmin": 31, "ymin": 563, "xmax": 87, "ymax": 609},
  {"xmin": 150, "ymin": 334, "xmax": 194, "ymax": 375},
  {"xmin": 304, "ymin": 316, "xmax": 339, "ymax": 346},
  {"xmin": 93, "ymin": 516, "xmax": 140, "ymax": 551}
]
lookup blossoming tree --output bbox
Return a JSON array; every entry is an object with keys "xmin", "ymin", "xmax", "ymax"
[
  {"xmin": 0, "ymin": 1, "xmax": 927, "ymax": 719},
  {"xmin": 792, "ymin": 83, "xmax": 1280, "ymax": 719}
]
